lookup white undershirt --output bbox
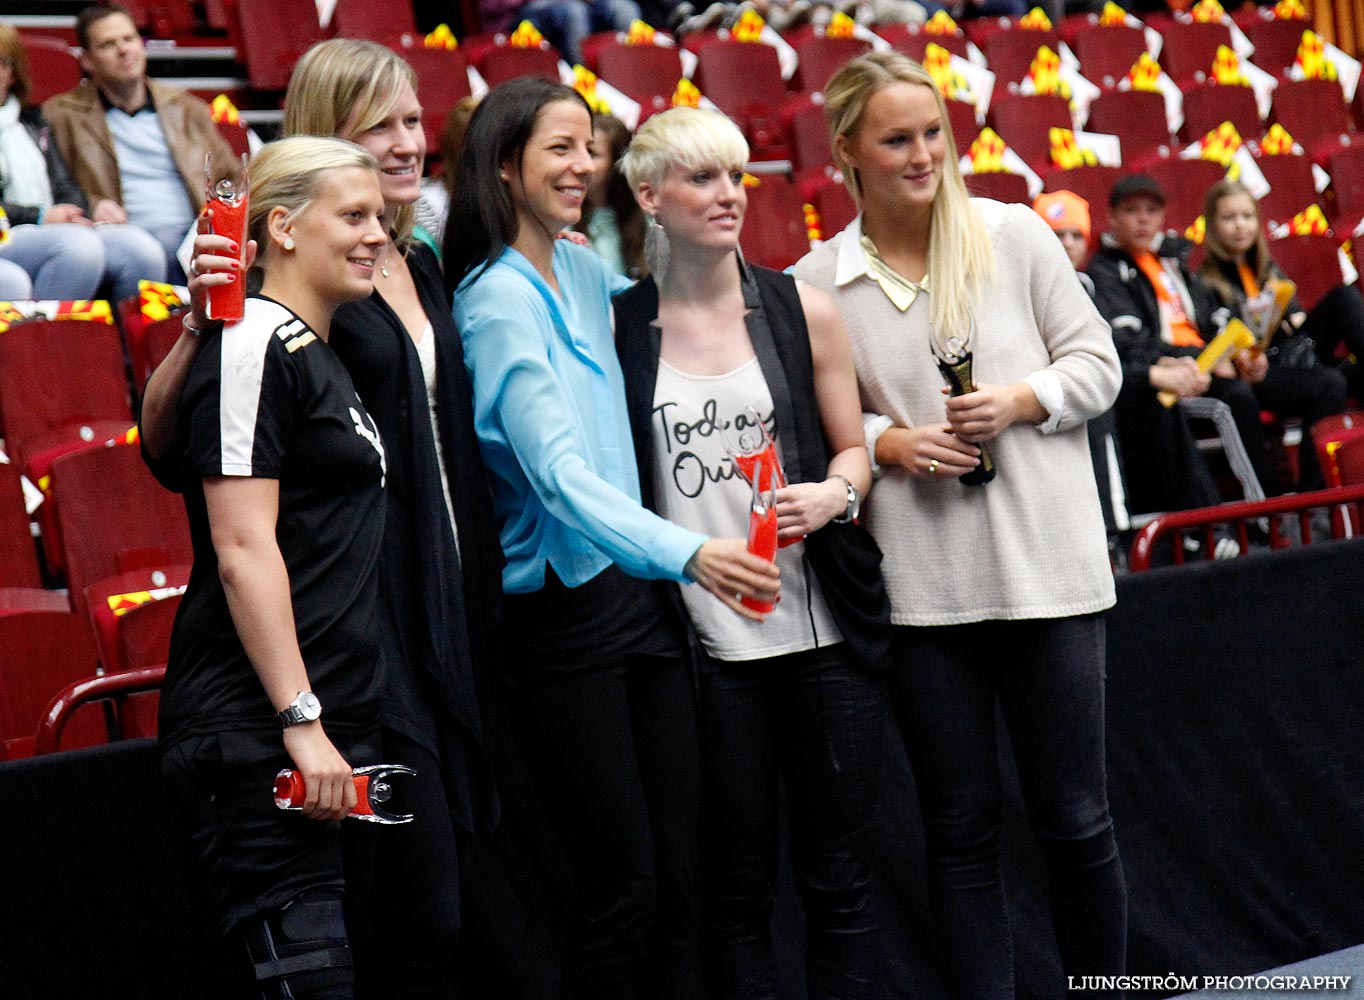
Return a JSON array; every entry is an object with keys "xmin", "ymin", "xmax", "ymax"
[
  {"xmin": 415, "ymin": 323, "xmax": 460, "ymax": 556},
  {"xmin": 651, "ymin": 355, "xmax": 841, "ymax": 661}
]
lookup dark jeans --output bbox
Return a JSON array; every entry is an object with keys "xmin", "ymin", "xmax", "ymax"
[
  {"xmin": 1205, "ymin": 375, "xmax": 1277, "ymax": 496},
  {"xmin": 1114, "ymin": 383, "xmax": 1221, "ymax": 514},
  {"xmin": 1254, "ymin": 362, "xmax": 1348, "ymax": 491},
  {"xmin": 699, "ymin": 645, "xmax": 885, "ymax": 1000},
  {"xmin": 888, "ymin": 616, "xmax": 1126, "ymax": 1000},
  {"xmin": 514, "ymin": 652, "xmax": 703, "ymax": 1000}
]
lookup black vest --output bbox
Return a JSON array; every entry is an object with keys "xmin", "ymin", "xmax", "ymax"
[{"xmin": 614, "ymin": 263, "xmax": 892, "ymax": 673}]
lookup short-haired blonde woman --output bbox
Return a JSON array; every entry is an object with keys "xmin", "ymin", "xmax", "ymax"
[
  {"xmin": 792, "ymin": 52, "xmax": 1128, "ymax": 997},
  {"xmin": 614, "ymin": 107, "xmax": 891, "ymax": 1000},
  {"xmin": 152, "ymin": 136, "xmax": 389, "ymax": 1000},
  {"xmin": 142, "ymin": 39, "xmax": 506, "ymax": 997}
]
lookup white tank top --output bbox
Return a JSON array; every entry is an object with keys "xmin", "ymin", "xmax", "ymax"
[
  {"xmin": 651, "ymin": 355, "xmax": 841, "ymax": 661},
  {"xmin": 415, "ymin": 323, "xmax": 460, "ymax": 556}
]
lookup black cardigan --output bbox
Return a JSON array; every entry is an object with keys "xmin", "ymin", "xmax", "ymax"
[
  {"xmin": 330, "ymin": 243, "xmax": 503, "ymax": 833},
  {"xmin": 614, "ymin": 262, "xmax": 891, "ymax": 674}
]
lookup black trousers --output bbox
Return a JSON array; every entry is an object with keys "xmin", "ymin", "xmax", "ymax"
[
  {"xmin": 888, "ymin": 616, "xmax": 1126, "ymax": 1000},
  {"xmin": 1114, "ymin": 382, "xmax": 1221, "ymax": 514},
  {"xmin": 513, "ymin": 652, "xmax": 703, "ymax": 1000},
  {"xmin": 1252, "ymin": 362, "xmax": 1348, "ymax": 491}
]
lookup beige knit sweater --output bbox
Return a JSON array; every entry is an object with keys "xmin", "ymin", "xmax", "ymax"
[{"xmin": 793, "ymin": 200, "xmax": 1120, "ymax": 626}]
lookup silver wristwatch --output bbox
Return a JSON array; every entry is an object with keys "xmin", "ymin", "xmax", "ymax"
[
  {"xmin": 278, "ymin": 691, "xmax": 322, "ymax": 727},
  {"xmin": 829, "ymin": 475, "xmax": 861, "ymax": 524}
]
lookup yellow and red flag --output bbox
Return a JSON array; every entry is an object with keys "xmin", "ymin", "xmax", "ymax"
[
  {"xmin": 1126, "ymin": 52, "xmax": 1162, "ymax": 91},
  {"xmin": 671, "ymin": 78, "xmax": 702, "ymax": 108},
  {"xmin": 1019, "ymin": 7, "xmax": 1052, "ymax": 29},
  {"xmin": 625, "ymin": 19, "xmax": 656, "ymax": 44},
  {"xmin": 923, "ymin": 42, "xmax": 973, "ymax": 103},
  {"xmin": 967, "ymin": 128, "xmax": 1008, "ymax": 173},
  {"xmin": 1273, "ymin": 0, "xmax": 1308, "ymax": 20},
  {"xmin": 1210, "ymin": 45, "xmax": 1249, "ymax": 86},
  {"xmin": 1294, "ymin": 30, "xmax": 1338, "ymax": 82},
  {"xmin": 1260, "ymin": 123, "xmax": 1297, "ymax": 155},
  {"xmin": 209, "ymin": 94, "xmax": 240, "ymax": 125},
  {"xmin": 731, "ymin": 8, "xmax": 766, "ymax": 42},
  {"xmin": 1185, "ymin": 215, "xmax": 1205, "ymax": 244},
  {"xmin": 741, "ymin": 173, "xmax": 762, "ymax": 188},
  {"xmin": 1198, "ymin": 121, "xmax": 1243, "ymax": 167},
  {"xmin": 1191, "ymin": 0, "xmax": 1227, "ymax": 24},
  {"xmin": 572, "ymin": 66, "xmax": 612, "ymax": 115},
  {"xmin": 1098, "ymin": 2, "xmax": 1130, "ymax": 26},
  {"xmin": 1049, "ymin": 128, "xmax": 1097, "ymax": 169},
  {"xmin": 802, "ymin": 203, "xmax": 822, "ymax": 241},
  {"xmin": 0, "ymin": 299, "xmax": 114, "ymax": 333},
  {"xmin": 826, "ymin": 11, "xmax": 857, "ymax": 39},
  {"xmin": 138, "ymin": 280, "xmax": 185, "ymax": 323},
  {"xmin": 509, "ymin": 20, "xmax": 545, "ymax": 48},
  {"xmin": 924, "ymin": 10, "xmax": 959, "ymax": 34},
  {"xmin": 1027, "ymin": 46, "xmax": 1070, "ymax": 98},
  {"xmin": 423, "ymin": 23, "xmax": 459, "ymax": 49},
  {"xmin": 1289, "ymin": 203, "xmax": 1330, "ymax": 235}
]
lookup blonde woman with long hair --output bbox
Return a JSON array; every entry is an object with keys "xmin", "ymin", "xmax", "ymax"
[{"xmin": 792, "ymin": 51, "xmax": 1127, "ymax": 997}]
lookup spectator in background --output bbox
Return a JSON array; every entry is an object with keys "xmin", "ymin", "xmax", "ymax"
[
  {"xmin": 478, "ymin": 0, "xmax": 641, "ymax": 66},
  {"xmin": 416, "ymin": 96, "xmax": 481, "ymax": 254},
  {"xmin": 1033, "ymin": 189, "xmax": 1129, "ymax": 563},
  {"xmin": 575, "ymin": 113, "xmax": 648, "ymax": 279},
  {"xmin": 0, "ymin": 23, "xmax": 165, "ymax": 300},
  {"xmin": 43, "ymin": 3, "xmax": 236, "ymax": 280},
  {"xmin": 1198, "ymin": 179, "xmax": 1348, "ymax": 491},
  {"xmin": 1088, "ymin": 174, "xmax": 1272, "ymax": 514}
]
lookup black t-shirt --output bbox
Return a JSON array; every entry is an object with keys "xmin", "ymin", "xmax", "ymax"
[{"xmin": 160, "ymin": 296, "xmax": 387, "ymax": 747}]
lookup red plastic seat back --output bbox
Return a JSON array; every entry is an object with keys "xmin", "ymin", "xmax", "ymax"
[
  {"xmin": 1085, "ymin": 89, "xmax": 1172, "ymax": 166},
  {"xmin": 964, "ymin": 171, "xmax": 1030, "ymax": 205},
  {"xmin": 0, "ymin": 609, "xmax": 104, "ymax": 760},
  {"xmin": 1179, "ymin": 83, "xmax": 1263, "ymax": 145},
  {"xmin": 597, "ymin": 42, "xmax": 685, "ymax": 105},
  {"xmin": 1145, "ymin": 157, "xmax": 1224, "ymax": 233},
  {"xmin": 739, "ymin": 173, "xmax": 810, "ymax": 271},
  {"xmin": 879, "ymin": 24, "xmax": 969, "ymax": 63},
  {"xmin": 1271, "ymin": 78, "xmax": 1352, "ymax": 157},
  {"xmin": 1255, "ymin": 153, "xmax": 1320, "ymax": 229},
  {"xmin": 1269, "ymin": 233, "xmax": 1346, "ymax": 313},
  {"xmin": 986, "ymin": 93, "xmax": 1072, "ymax": 172},
  {"xmin": 23, "ymin": 36, "xmax": 81, "ymax": 106},
  {"xmin": 477, "ymin": 45, "xmax": 561, "ymax": 87},
  {"xmin": 0, "ymin": 463, "xmax": 41, "ymax": 590},
  {"xmin": 984, "ymin": 27, "xmax": 1062, "ymax": 87},
  {"xmin": 793, "ymin": 35, "xmax": 871, "ymax": 95},
  {"xmin": 1245, "ymin": 17, "xmax": 1310, "ymax": 78},
  {"xmin": 235, "ymin": 0, "xmax": 327, "ymax": 90},
  {"xmin": 1159, "ymin": 20, "xmax": 1232, "ymax": 85},
  {"xmin": 1072, "ymin": 24, "xmax": 1148, "ymax": 89},
  {"xmin": 1041, "ymin": 164, "xmax": 1121, "ymax": 246},
  {"xmin": 328, "ymin": 0, "xmax": 417, "ymax": 40}
]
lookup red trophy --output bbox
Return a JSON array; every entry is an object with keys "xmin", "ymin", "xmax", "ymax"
[
  {"xmin": 724, "ymin": 405, "xmax": 802, "ymax": 548},
  {"xmin": 742, "ymin": 457, "xmax": 778, "ymax": 614},
  {"xmin": 204, "ymin": 152, "xmax": 249, "ymax": 322},
  {"xmin": 273, "ymin": 763, "xmax": 416, "ymax": 824}
]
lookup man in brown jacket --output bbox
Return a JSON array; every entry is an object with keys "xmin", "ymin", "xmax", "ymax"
[{"xmin": 43, "ymin": 3, "xmax": 235, "ymax": 278}]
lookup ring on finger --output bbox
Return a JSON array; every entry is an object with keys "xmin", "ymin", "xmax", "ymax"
[
  {"xmin": 188, "ymin": 256, "xmax": 201, "ymax": 278},
  {"xmin": 928, "ymin": 459, "xmax": 939, "ymax": 475}
]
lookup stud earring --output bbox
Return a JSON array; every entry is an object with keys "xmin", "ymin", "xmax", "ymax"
[{"xmin": 283, "ymin": 236, "xmax": 295, "ymax": 251}]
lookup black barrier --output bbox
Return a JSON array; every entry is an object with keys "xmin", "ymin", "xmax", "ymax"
[{"xmin": 4, "ymin": 540, "xmax": 1364, "ymax": 998}]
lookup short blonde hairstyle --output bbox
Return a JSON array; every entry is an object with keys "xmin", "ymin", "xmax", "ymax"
[
  {"xmin": 619, "ymin": 106, "xmax": 749, "ymax": 192},
  {"xmin": 824, "ymin": 52, "xmax": 994, "ymax": 341},
  {"xmin": 247, "ymin": 136, "xmax": 380, "ymax": 269},
  {"xmin": 283, "ymin": 39, "xmax": 419, "ymax": 245}
]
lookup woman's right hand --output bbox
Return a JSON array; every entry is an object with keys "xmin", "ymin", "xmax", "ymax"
[
  {"xmin": 186, "ymin": 208, "xmax": 256, "ymax": 329},
  {"xmin": 281, "ymin": 723, "xmax": 357, "ymax": 822},
  {"xmin": 1149, "ymin": 356, "xmax": 1209, "ymax": 398},
  {"xmin": 880, "ymin": 424, "xmax": 981, "ymax": 479},
  {"xmin": 685, "ymin": 538, "xmax": 781, "ymax": 622}
]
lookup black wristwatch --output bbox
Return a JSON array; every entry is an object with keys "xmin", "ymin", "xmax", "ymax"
[
  {"xmin": 829, "ymin": 475, "xmax": 861, "ymax": 524},
  {"xmin": 278, "ymin": 691, "xmax": 322, "ymax": 727}
]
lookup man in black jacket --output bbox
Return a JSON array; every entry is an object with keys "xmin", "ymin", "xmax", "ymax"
[{"xmin": 1087, "ymin": 174, "xmax": 1275, "ymax": 513}]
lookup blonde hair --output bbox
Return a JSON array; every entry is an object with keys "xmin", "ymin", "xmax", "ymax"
[
  {"xmin": 619, "ymin": 106, "xmax": 749, "ymax": 192},
  {"xmin": 283, "ymin": 39, "xmax": 419, "ymax": 245},
  {"xmin": 247, "ymin": 136, "xmax": 380, "ymax": 271},
  {"xmin": 824, "ymin": 52, "xmax": 994, "ymax": 341},
  {"xmin": 0, "ymin": 25, "xmax": 32, "ymax": 105}
]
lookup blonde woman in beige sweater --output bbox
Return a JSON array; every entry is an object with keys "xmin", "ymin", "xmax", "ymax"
[{"xmin": 792, "ymin": 52, "xmax": 1127, "ymax": 998}]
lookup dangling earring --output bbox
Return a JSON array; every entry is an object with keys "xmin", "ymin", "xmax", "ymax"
[
  {"xmin": 644, "ymin": 218, "xmax": 669, "ymax": 282},
  {"xmin": 282, "ymin": 236, "xmax": 295, "ymax": 251},
  {"xmin": 379, "ymin": 247, "xmax": 390, "ymax": 279}
]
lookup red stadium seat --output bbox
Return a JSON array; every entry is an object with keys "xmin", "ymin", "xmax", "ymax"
[
  {"xmin": 1145, "ymin": 157, "xmax": 1224, "ymax": 233},
  {"xmin": 1178, "ymin": 82, "xmax": 1262, "ymax": 145},
  {"xmin": 477, "ymin": 44, "xmax": 562, "ymax": 86},
  {"xmin": 1041, "ymin": 163, "xmax": 1121, "ymax": 246},
  {"xmin": 1244, "ymin": 16, "xmax": 1310, "ymax": 78},
  {"xmin": 137, "ymin": 313, "xmax": 186, "ymax": 395},
  {"xmin": 328, "ymin": 0, "xmax": 417, "ymax": 40},
  {"xmin": 50, "ymin": 443, "xmax": 193, "ymax": 621},
  {"xmin": 1337, "ymin": 435, "xmax": 1364, "ymax": 488},
  {"xmin": 85, "ymin": 566, "xmax": 189, "ymax": 676},
  {"xmin": 22, "ymin": 36, "xmax": 81, "ymax": 107},
  {"xmin": 739, "ymin": 173, "xmax": 810, "ymax": 271},
  {"xmin": 964, "ymin": 171, "xmax": 1030, "ymax": 205},
  {"xmin": 119, "ymin": 0, "xmax": 195, "ymax": 38},
  {"xmin": 983, "ymin": 27, "xmax": 1062, "ymax": 87},
  {"xmin": 1254, "ymin": 152, "xmax": 1321, "ymax": 229},
  {"xmin": 1158, "ymin": 19, "xmax": 1232, "ymax": 86},
  {"xmin": 1085, "ymin": 89, "xmax": 1172, "ymax": 167},
  {"xmin": 1326, "ymin": 144, "xmax": 1364, "ymax": 235},
  {"xmin": 597, "ymin": 41, "xmax": 685, "ymax": 107},
  {"xmin": 234, "ymin": 0, "xmax": 326, "ymax": 90},
  {"xmin": 807, "ymin": 175, "xmax": 857, "ymax": 241},
  {"xmin": 215, "ymin": 119, "xmax": 252, "ymax": 160},
  {"xmin": 986, "ymin": 93, "xmax": 1072, "ymax": 172},
  {"xmin": 1072, "ymin": 24, "xmax": 1148, "ymax": 89},
  {"xmin": 877, "ymin": 24, "xmax": 970, "ymax": 62},
  {"xmin": 1312, "ymin": 411, "xmax": 1364, "ymax": 487},
  {"xmin": 944, "ymin": 96, "xmax": 981, "ymax": 151},
  {"xmin": 0, "ymin": 463, "xmax": 41, "ymax": 591},
  {"xmin": 695, "ymin": 41, "xmax": 792, "ymax": 160},
  {"xmin": 0, "ymin": 608, "xmax": 105, "ymax": 760},
  {"xmin": 783, "ymin": 96, "xmax": 833, "ymax": 173},
  {"xmin": 793, "ymin": 35, "xmax": 871, "ymax": 95},
  {"xmin": 386, "ymin": 42, "xmax": 473, "ymax": 153},
  {"xmin": 1270, "ymin": 78, "xmax": 1354, "ymax": 163},
  {"xmin": 1268, "ymin": 233, "xmax": 1346, "ymax": 312}
]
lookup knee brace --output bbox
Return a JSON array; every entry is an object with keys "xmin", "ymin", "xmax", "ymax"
[{"xmin": 240, "ymin": 891, "xmax": 354, "ymax": 1000}]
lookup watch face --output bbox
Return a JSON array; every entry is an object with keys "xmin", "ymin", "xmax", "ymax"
[{"xmin": 298, "ymin": 691, "xmax": 322, "ymax": 721}]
